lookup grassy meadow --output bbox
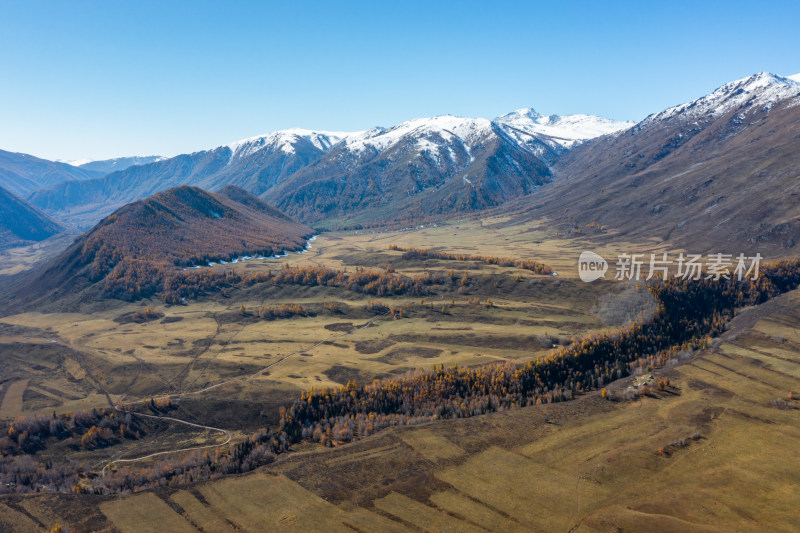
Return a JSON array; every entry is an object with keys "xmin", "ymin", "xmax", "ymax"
[{"xmin": 1, "ymin": 214, "xmax": 797, "ymax": 532}]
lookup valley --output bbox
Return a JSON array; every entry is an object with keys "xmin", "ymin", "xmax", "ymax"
[
  {"xmin": 0, "ymin": 216, "xmax": 623, "ymax": 428},
  {"xmin": 0, "ymin": 221, "xmax": 798, "ymax": 531},
  {"xmin": 1, "ymin": 209, "xmax": 798, "ymax": 531},
  {"xmin": 1, "ymin": 65, "xmax": 799, "ymax": 533}
]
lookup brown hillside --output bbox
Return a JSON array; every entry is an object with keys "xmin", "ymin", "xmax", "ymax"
[
  {"xmin": 14, "ymin": 185, "xmax": 312, "ymax": 305},
  {"xmin": 80, "ymin": 185, "xmax": 310, "ymax": 267},
  {"xmin": 510, "ymin": 94, "xmax": 800, "ymax": 255}
]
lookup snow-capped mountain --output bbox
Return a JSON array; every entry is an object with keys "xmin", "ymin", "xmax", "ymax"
[
  {"xmin": 263, "ymin": 115, "xmax": 553, "ymax": 222},
  {"xmin": 324, "ymin": 115, "xmax": 493, "ymax": 176},
  {"xmin": 16, "ymin": 69, "xmax": 800, "ymax": 241},
  {"xmin": 67, "ymin": 156, "xmax": 166, "ymax": 174},
  {"xmin": 642, "ymin": 72, "xmax": 800, "ymax": 125},
  {"xmin": 343, "ymin": 116, "xmax": 491, "ymax": 154},
  {"xmin": 336, "ymin": 112, "xmax": 630, "ymax": 163},
  {"xmin": 789, "ymin": 73, "xmax": 800, "ymax": 83},
  {"xmin": 495, "ymin": 108, "xmax": 634, "ymax": 152},
  {"xmin": 225, "ymin": 129, "xmax": 359, "ymax": 162},
  {"xmin": 30, "ymin": 111, "xmax": 624, "ymax": 227},
  {"xmin": 539, "ymin": 71, "xmax": 800, "ymax": 255},
  {"xmin": 28, "ymin": 128, "xmax": 364, "ymax": 228}
]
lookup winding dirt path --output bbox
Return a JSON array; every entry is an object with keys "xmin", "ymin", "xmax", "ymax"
[{"xmin": 101, "ymin": 412, "xmax": 232, "ymax": 476}]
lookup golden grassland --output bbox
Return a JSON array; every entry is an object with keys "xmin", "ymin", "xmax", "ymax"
[
  {"xmin": 0, "ymin": 216, "xmax": 624, "ymax": 421},
  {"xmin": 0, "ymin": 215, "xmax": 797, "ymax": 532},
  {"xmin": 0, "ymin": 216, "xmax": 622, "ymax": 505},
  {"xmin": 2, "ymin": 287, "xmax": 798, "ymax": 532}
]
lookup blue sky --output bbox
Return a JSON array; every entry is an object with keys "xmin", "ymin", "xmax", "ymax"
[{"xmin": 1, "ymin": 0, "xmax": 798, "ymax": 161}]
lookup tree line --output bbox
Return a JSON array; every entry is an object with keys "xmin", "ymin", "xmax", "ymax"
[
  {"xmin": 388, "ymin": 245, "xmax": 553, "ymax": 275},
  {"xmin": 157, "ymin": 263, "xmax": 451, "ymax": 304},
  {"xmin": 277, "ymin": 259, "xmax": 800, "ymax": 447},
  {"xmin": 95, "ymin": 241, "xmax": 552, "ymax": 304}
]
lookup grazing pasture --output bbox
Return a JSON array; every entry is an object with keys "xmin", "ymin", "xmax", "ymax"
[{"xmin": 1, "ymin": 214, "xmax": 796, "ymax": 531}]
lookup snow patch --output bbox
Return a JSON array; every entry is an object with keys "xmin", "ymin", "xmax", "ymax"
[
  {"xmin": 343, "ymin": 115, "xmax": 492, "ymax": 156},
  {"xmin": 224, "ymin": 129, "xmax": 362, "ymax": 164},
  {"xmin": 185, "ymin": 235, "xmax": 319, "ymax": 269},
  {"xmin": 63, "ymin": 156, "xmax": 166, "ymax": 168},
  {"xmin": 495, "ymin": 108, "xmax": 633, "ymax": 148},
  {"xmin": 64, "ymin": 159, "xmax": 94, "ymax": 167}
]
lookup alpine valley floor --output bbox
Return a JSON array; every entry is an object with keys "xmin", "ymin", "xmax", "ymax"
[{"xmin": 0, "ymin": 215, "xmax": 798, "ymax": 532}]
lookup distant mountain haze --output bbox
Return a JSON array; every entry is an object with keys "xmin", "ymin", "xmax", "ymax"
[
  {"xmin": 65, "ymin": 155, "xmax": 166, "ymax": 174},
  {"xmin": 0, "ymin": 149, "xmax": 103, "ymax": 198},
  {"xmin": 0, "ymin": 185, "xmax": 67, "ymax": 249}
]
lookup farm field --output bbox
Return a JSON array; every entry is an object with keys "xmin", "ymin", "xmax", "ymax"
[{"xmin": 1, "ymin": 283, "xmax": 798, "ymax": 531}]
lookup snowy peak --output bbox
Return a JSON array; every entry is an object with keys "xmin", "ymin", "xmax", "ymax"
[
  {"xmin": 788, "ymin": 73, "xmax": 800, "ymax": 83},
  {"xmin": 645, "ymin": 72, "xmax": 800, "ymax": 124},
  {"xmin": 212, "ymin": 110, "xmax": 630, "ymax": 168},
  {"xmin": 343, "ymin": 115, "xmax": 494, "ymax": 154},
  {"xmin": 69, "ymin": 156, "xmax": 166, "ymax": 167},
  {"xmin": 225, "ymin": 128, "xmax": 360, "ymax": 161},
  {"xmin": 495, "ymin": 108, "xmax": 633, "ymax": 148},
  {"xmin": 62, "ymin": 156, "xmax": 166, "ymax": 174},
  {"xmin": 498, "ymin": 107, "xmax": 544, "ymax": 122}
]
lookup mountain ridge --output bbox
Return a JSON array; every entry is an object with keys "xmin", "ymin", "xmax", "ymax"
[
  {"xmin": 0, "ymin": 149, "xmax": 103, "ymax": 198},
  {"xmin": 640, "ymin": 72, "xmax": 800, "ymax": 125},
  {"xmin": 265, "ymin": 118, "xmax": 554, "ymax": 224},
  {"xmin": 66, "ymin": 155, "xmax": 166, "ymax": 174},
  {"xmin": 0, "ymin": 186, "xmax": 67, "ymax": 249},
  {"xmin": 16, "ymin": 71, "xmax": 800, "ymax": 238},
  {"xmin": 507, "ymin": 71, "xmax": 800, "ymax": 254},
  {"xmin": 26, "ymin": 110, "xmax": 630, "ymax": 228}
]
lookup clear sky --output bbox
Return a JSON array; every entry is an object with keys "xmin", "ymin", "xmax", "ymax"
[{"xmin": 1, "ymin": 0, "xmax": 798, "ymax": 161}]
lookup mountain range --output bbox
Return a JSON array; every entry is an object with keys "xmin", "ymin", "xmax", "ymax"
[
  {"xmin": 64, "ymin": 155, "xmax": 166, "ymax": 174},
  {"xmin": 0, "ymin": 149, "xmax": 104, "ymax": 198},
  {"xmin": 4, "ymin": 71, "xmax": 800, "ymax": 255},
  {"xmin": 0, "ymin": 151, "xmax": 167, "ymax": 209},
  {"xmin": 512, "ymin": 72, "xmax": 800, "ymax": 254},
  {"xmin": 25, "ymin": 112, "xmax": 633, "ymax": 228}
]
